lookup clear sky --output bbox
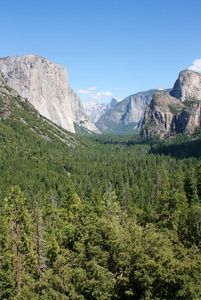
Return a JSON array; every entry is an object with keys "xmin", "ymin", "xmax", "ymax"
[{"xmin": 1, "ymin": 0, "xmax": 201, "ymax": 103}]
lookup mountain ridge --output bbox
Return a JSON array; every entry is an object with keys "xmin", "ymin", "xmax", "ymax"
[{"xmin": 95, "ymin": 88, "xmax": 171, "ymax": 134}]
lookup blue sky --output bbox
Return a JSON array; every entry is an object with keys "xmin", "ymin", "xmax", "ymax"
[{"xmin": 1, "ymin": 0, "xmax": 201, "ymax": 103}]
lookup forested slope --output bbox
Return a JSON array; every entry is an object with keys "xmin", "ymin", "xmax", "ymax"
[{"xmin": 1, "ymin": 86, "xmax": 201, "ymax": 298}]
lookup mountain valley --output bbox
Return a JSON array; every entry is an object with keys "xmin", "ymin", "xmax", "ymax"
[{"xmin": 1, "ymin": 55, "xmax": 201, "ymax": 299}]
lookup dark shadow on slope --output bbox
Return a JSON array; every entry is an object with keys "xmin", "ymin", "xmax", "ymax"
[{"xmin": 149, "ymin": 138, "xmax": 201, "ymax": 159}]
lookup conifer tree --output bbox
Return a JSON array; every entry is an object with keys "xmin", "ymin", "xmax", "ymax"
[
  {"xmin": 0, "ymin": 186, "xmax": 37, "ymax": 298},
  {"xmin": 185, "ymin": 168, "xmax": 199, "ymax": 205},
  {"xmin": 43, "ymin": 191, "xmax": 60, "ymax": 267},
  {"xmin": 154, "ymin": 165, "xmax": 171, "ymax": 229},
  {"xmin": 103, "ymin": 182, "xmax": 118, "ymax": 220},
  {"xmin": 196, "ymin": 162, "xmax": 201, "ymax": 200},
  {"xmin": 169, "ymin": 172, "xmax": 189, "ymax": 242},
  {"xmin": 33, "ymin": 197, "xmax": 47, "ymax": 278},
  {"xmin": 61, "ymin": 177, "xmax": 76, "ymax": 209}
]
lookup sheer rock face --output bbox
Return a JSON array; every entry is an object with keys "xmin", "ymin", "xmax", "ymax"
[
  {"xmin": 0, "ymin": 55, "xmax": 100, "ymax": 133},
  {"xmin": 141, "ymin": 92, "xmax": 183, "ymax": 138},
  {"xmin": 141, "ymin": 70, "xmax": 201, "ymax": 139},
  {"xmin": 175, "ymin": 102, "xmax": 201, "ymax": 135},
  {"xmin": 122, "ymin": 93, "xmax": 151, "ymax": 126},
  {"xmin": 170, "ymin": 69, "xmax": 201, "ymax": 102}
]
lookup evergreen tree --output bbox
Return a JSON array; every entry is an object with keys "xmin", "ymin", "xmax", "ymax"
[
  {"xmin": 61, "ymin": 177, "xmax": 76, "ymax": 209},
  {"xmin": 103, "ymin": 182, "xmax": 118, "ymax": 220},
  {"xmin": 184, "ymin": 168, "xmax": 199, "ymax": 205},
  {"xmin": 0, "ymin": 186, "xmax": 37, "ymax": 299},
  {"xmin": 153, "ymin": 165, "xmax": 171, "ymax": 229}
]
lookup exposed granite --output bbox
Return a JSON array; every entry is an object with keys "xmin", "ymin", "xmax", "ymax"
[
  {"xmin": 0, "ymin": 55, "xmax": 100, "ymax": 134},
  {"xmin": 141, "ymin": 71, "xmax": 201, "ymax": 139},
  {"xmin": 170, "ymin": 69, "xmax": 201, "ymax": 102}
]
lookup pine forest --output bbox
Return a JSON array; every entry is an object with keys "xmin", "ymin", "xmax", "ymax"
[{"xmin": 1, "ymin": 89, "xmax": 201, "ymax": 299}]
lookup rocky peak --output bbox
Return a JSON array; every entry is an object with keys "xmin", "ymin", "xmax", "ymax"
[
  {"xmin": 108, "ymin": 98, "xmax": 121, "ymax": 109},
  {"xmin": 170, "ymin": 69, "xmax": 201, "ymax": 102},
  {"xmin": 0, "ymin": 55, "xmax": 100, "ymax": 134},
  {"xmin": 141, "ymin": 69, "xmax": 201, "ymax": 139}
]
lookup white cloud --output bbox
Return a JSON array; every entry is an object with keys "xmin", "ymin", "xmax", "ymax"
[
  {"xmin": 189, "ymin": 58, "xmax": 201, "ymax": 72},
  {"xmin": 90, "ymin": 91, "xmax": 112, "ymax": 99},
  {"xmin": 97, "ymin": 91, "xmax": 112, "ymax": 97},
  {"xmin": 78, "ymin": 87, "xmax": 112, "ymax": 99},
  {"xmin": 78, "ymin": 89, "xmax": 89, "ymax": 94},
  {"xmin": 115, "ymin": 87, "xmax": 126, "ymax": 90},
  {"xmin": 78, "ymin": 87, "xmax": 97, "ymax": 94}
]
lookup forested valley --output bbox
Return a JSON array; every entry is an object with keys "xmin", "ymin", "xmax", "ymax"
[{"xmin": 1, "ymin": 107, "xmax": 201, "ymax": 299}]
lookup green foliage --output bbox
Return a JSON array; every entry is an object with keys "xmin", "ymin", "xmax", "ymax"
[
  {"xmin": 1, "ymin": 93, "xmax": 201, "ymax": 298},
  {"xmin": 3, "ymin": 85, "xmax": 13, "ymax": 92},
  {"xmin": 129, "ymin": 224, "xmax": 201, "ymax": 299},
  {"xmin": 183, "ymin": 98, "xmax": 199, "ymax": 106},
  {"xmin": 168, "ymin": 103, "xmax": 185, "ymax": 114},
  {"xmin": 0, "ymin": 187, "xmax": 37, "ymax": 298}
]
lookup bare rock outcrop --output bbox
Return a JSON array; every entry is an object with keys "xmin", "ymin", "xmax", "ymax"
[
  {"xmin": 170, "ymin": 69, "xmax": 201, "ymax": 102},
  {"xmin": 141, "ymin": 92, "xmax": 185, "ymax": 138},
  {"xmin": 0, "ymin": 70, "xmax": 7, "ymax": 85},
  {"xmin": 174, "ymin": 102, "xmax": 201, "ymax": 135},
  {"xmin": 0, "ymin": 55, "xmax": 100, "ymax": 133}
]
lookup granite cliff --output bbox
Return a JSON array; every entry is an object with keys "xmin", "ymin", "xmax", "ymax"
[
  {"xmin": 170, "ymin": 69, "xmax": 201, "ymax": 102},
  {"xmin": 141, "ymin": 70, "xmax": 201, "ymax": 139},
  {"xmin": 0, "ymin": 55, "xmax": 100, "ymax": 134}
]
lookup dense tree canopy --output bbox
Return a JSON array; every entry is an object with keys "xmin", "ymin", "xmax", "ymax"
[{"xmin": 1, "ymin": 110, "xmax": 201, "ymax": 298}]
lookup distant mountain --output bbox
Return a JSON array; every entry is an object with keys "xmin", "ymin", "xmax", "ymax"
[
  {"xmin": 83, "ymin": 101, "xmax": 107, "ymax": 123},
  {"xmin": 107, "ymin": 97, "xmax": 121, "ymax": 109},
  {"xmin": 95, "ymin": 89, "xmax": 171, "ymax": 134},
  {"xmin": 83, "ymin": 98, "xmax": 121, "ymax": 123},
  {"xmin": 0, "ymin": 54, "xmax": 100, "ymax": 134},
  {"xmin": 141, "ymin": 70, "xmax": 201, "ymax": 139}
]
